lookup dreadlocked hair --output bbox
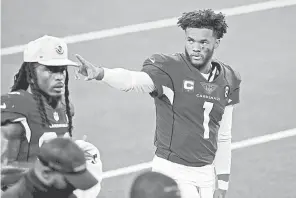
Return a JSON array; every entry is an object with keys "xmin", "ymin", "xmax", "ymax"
[
  {"xmin": 11, "ymin": 62, "xmax": 50, "ymax": 127},
  {"xmin": 11, "ymin": 63, "xmax": 29, "ymax": 91},
  {"xmin": 11, "ymin": 63, "xmax": 73, "ymax": 136},
  {"xmin": 64, "ymin": 69, "xmax": 73, "ymax": 137},
  {"xmin": 27, "ymin": 63, "xmax": 51, "ymax": 127},
  {"xmin": 177, "ymin": 9, "xmax": 228, "ymax": 39}
]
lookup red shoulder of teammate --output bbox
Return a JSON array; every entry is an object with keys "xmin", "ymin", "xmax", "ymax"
[{"xmin": 1, "ymin": 90, "xmax": 34, "ymax": 125}]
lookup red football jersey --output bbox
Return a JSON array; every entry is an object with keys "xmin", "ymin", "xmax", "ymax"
[
  {"xmin": 142, "ymin": 53, "xmax": 241, "ymax": 167},
  {"xmin": 1, "ymin": 90, "xmax": 73, "ymax": 162}
]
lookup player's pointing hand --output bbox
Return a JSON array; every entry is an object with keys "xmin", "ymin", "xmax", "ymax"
[{"xmin": 75, "ymin": 54, "xmax": 104, "ymax": 81}]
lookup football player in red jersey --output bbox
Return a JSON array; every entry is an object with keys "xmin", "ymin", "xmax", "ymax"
[
  {"xmin": 1, "ymin": 35, "xmax": 77, "ymax": 190},
  {"xmin": 75, "ymin": 9, "xmax": 241, "ymax": 198}
]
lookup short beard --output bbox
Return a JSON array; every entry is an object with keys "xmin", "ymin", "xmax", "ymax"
[
  {"xmin": 185, "ymin": 48, "xmax": 214, "ymax": 71},
  {"xmin": 39, "ymin": 89, "xmax": 62, "ymax": 108}
]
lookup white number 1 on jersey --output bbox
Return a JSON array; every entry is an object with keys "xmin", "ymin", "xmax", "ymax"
[{"xmin": 203, "ymin": 101, "xmax": 214, "ymax": 139}]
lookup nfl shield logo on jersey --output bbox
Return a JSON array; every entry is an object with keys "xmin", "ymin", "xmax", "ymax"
[{"xmin": 53, "ymin": 112, "xmax": 59, "ymax": 121}]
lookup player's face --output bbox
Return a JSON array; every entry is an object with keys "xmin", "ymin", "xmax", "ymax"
[
  {"xmin": 44, "ymin": 171, "xmax": 75, "ymax": 190},
  {"xmin": 39, "ymin": 164, "xmax": 75, "ymax": 190},
  {"xmin": 51, "ymin": 172, "xmax": 74, "ymax": 189},
  {"xmin": 35, "ymin": 64, "xmax": 67, "ymax": 97},
  {"xmin": 184, "ymin": 28, "xmax": 220, "ymax": 69}
]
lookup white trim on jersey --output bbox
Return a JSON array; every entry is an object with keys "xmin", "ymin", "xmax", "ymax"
[
  {"xmin": 13, "ymin": 117, "xmax": 32, "ymax": 142},
  {"xmin": 162, "ymin": 86, "xmax": 174, "ymax": 105},
  {"xmin": 208, "ymin": 64, "xmax": 218, "ymax": 82}
]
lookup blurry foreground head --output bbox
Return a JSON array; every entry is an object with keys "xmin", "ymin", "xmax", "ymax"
[
  {"xmin": 36, "ymin": 137, "xmax": 98, "ymax": 190},
  {"xmin": 130, "ymin": 171, "xmax": 181, "ymax": 198}
]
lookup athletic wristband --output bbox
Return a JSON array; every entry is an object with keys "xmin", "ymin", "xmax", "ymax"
[
  {"xmin": 218, "ymin": 180, "xmax": 229, "ymax": 190},
  {"xmin": 95, "ymin": 67, "xmax": 105, "ymax": 80}
]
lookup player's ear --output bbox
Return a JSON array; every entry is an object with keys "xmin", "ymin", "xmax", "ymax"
[
  {"xmin": 214, "ymin": 39, "xmax": 220, "ymax": 49},
  {"xmin": 41, "ymin": 168, "xmax": 56, "ymax": 185},
  {"xmin": 37, "ymin": 161, "xmax": 55, "ymax": 185}
]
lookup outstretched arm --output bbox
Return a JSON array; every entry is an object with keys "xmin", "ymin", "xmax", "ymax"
[
  {"xmin": 74, "ymin": 54, "xmax": 155, "ymax": 93},
  {"xmin": 102, "ymin": 68, "xmax": 155, "ymax": 93}
]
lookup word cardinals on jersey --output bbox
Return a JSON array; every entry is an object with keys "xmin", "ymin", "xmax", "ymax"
[{"xmin": 1, "ymin": 90, "xmax": 74, "ymax": 162}]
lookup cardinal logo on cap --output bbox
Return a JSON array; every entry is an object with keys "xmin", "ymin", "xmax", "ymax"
[{"xmin": 55, "ymin": 45, "xmax": 64, "ymax": 55}]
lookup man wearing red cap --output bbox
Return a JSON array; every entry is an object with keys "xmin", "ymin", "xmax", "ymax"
[{"xmin": 1, "ymin": 137, "xmax": 98, "ymax": 198}]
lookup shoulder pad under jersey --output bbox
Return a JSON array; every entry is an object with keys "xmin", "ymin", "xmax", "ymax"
[
  {"xmin": 143, "ymin": 53, "xmax": 181, "ymax": 69},
  {"xmin": 217, "ymin": 61, "xmax": 241, "ymax": 89},
  {"xmin": 1, "ymin": 90, "xmax": 34, "ymax": 117}
]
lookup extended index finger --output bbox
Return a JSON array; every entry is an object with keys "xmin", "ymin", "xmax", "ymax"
[
  {"xmin": 70, "ymin": 63, "xmax": 81, "ymax": 68},
  {"xmin": 75, "ymin": 54, "xmax": 87, "ymax": 65}
]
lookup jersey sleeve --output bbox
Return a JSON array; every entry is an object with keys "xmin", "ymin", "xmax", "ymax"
[
  {"xmin": 228, "ymin": 70, "xmax": 241, "ymax": 105},
  {"xmin": 1, "ymin": 93, "xmax": 28, "ymax": 125},
  {"xmin": 228, "ymin": 88, "xmax": 240, "ymax": 105},
  {"xmin": 223, "ymin": 66, "xmax": 241, "ymax": 106},
  {"xmin": 141, "ymin": 54, "xmax": 173, "ymax": 98}
]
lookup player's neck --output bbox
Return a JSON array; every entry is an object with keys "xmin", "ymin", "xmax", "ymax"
[{"xmin": 199, "ymin": 61, "xmax": 213, "ymax": 74}]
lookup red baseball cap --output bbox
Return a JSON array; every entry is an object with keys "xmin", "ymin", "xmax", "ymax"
[{"xmin": 38, "ymin": 137, "xmax": 98, "ymax": 190}]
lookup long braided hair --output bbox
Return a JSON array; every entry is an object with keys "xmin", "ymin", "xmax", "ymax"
[{"xmin": 11, "ymin": 62, "xmax": 73, "ymax": 136}]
